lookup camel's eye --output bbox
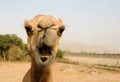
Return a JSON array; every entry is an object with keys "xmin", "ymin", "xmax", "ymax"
[
  {"xmin": 25, "ymin": 26, "xmax": 33, "ymax": 36},
  {"xmin": 25, "ymin": 26, "xmax": 31, "ymax": 32},
  {"xmin": 59, "ymin": 27, "xmax": 64, "ymax": 34},
  {"xmin": 58, "ymin": 26, "xmax": 65, "ymax": 36}
]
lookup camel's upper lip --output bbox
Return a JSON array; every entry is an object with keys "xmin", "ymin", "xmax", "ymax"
[{"xmin": 38, "ymin": 45, "xmax": 52, "ymax": 62}]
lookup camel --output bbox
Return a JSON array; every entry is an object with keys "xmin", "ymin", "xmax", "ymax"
[{"xmin": 22, "ymin": 15, "xmax": 65, "ymax": 82}]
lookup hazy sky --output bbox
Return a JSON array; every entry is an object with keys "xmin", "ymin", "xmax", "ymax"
[{"xmin": 0, "ymin": 0, "xmax": 120, "ymax": 51}]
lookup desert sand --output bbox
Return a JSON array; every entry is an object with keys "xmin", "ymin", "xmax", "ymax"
[{"xmin": 0, "ymin": 61, "xmax": 120, "ymax": 82}]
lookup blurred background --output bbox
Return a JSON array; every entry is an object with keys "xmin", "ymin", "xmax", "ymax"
[
  {"xmin": 0, "ymin": 1, "xmax": 120, "ymax": 82},
  {"xmin": 0, "ymin": 0, "xmax": 120, "ymax": 53}
]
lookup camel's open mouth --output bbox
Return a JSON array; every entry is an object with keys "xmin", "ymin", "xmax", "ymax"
[{"xmin": 38, "ymin": 45, "xmax": 52, "ymax": 62}]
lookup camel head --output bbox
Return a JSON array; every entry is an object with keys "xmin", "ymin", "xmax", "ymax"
[{"xmin": 24, "ymin": 15, "xmax": 65, "ymax": 68}]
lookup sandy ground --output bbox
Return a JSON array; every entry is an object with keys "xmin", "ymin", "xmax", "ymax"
[
  {"xmin": 0, "ymin": 61, "xmax": 120, "ymax": 82},
  {"xmin": 65, "ymin": 55, "xmax": 120, "ymax": 66}
]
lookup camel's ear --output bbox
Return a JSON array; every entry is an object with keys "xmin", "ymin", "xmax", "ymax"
[
  {"xmin": 24, "ymin": 19, "xmax": 32, "ymax": 36},
  {"xmin": 24, "ymin": 19, "xmax": 29, "ymax": 25},
  {"xmin": 58, "ymin": 18, "xmax": 62, "ymax": 23}
]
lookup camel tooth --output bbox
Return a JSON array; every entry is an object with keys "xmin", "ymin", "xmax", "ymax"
[{"xmin": 41, "ymin": 56, "xmax": 49, "ymax": 58}]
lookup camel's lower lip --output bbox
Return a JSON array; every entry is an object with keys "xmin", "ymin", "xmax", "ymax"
[
  {"xmin": 38, "ymin": 45, "xmax": 52, "ymax": 62},
  {"xmin": 34, "ymin": 47, "xmax": 56, "ymax": 68},
  {"xmin": 40, "ymin": 56, "xmax": 49, "ymax": 62}
]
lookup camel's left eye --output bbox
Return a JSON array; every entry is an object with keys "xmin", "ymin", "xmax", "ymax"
[
  {"xmin": 59, "ymin": 26, "xmax": 65, "ymax": 34},
  {"xmin": 58, "ymin": 26, "xmax": 65, "ymax": 36}
]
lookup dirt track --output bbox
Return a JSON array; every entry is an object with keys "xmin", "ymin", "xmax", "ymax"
[{"xmin": 0, "ymin": 61, "xmax": 120, "ymax": 82}]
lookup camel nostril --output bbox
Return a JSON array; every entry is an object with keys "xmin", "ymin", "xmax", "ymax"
[{"xmin": 43, "ymin": 33, "xmax": 45, "ymax": 39}]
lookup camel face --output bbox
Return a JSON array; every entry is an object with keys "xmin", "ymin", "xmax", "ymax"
[{"xmin": 24, "ymin": 15, "xmax": 65, "ymax": 68}]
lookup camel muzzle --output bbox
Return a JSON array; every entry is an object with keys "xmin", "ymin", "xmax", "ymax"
[{"xmin": 38, "ymin": 45, "xmax": 52, "ymax": 62}]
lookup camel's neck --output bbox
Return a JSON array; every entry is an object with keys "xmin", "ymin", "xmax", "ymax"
[{"xmin": 30, "ymin": 60, "xmax": 52, "ymax": 82}]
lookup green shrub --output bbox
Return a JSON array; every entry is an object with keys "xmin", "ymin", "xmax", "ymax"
[
  {"xmin": 56, "ymin": 49, "xmax": 64, "ymax": 58},
  {"xmin": 6, "ymin": 45, "xmax": 23, "ymax": 61}
]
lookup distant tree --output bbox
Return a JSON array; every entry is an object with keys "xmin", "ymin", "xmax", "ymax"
[
  {"xmin": 6, "ymin": 45, "xmax": 23, "ymax": 61},
  {"xmin": 4, "ymin": 34, "xmax": 23, "ymax": 49},
  {"xmin": 56, "ymin": 49, "xmax": 64, "ymax": 58},
  {"xmin": 0, "ymin": 34, "xmax": 24, "ymax": 61}
]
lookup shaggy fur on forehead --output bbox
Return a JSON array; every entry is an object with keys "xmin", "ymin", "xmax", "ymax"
[
  {"xmin": 25, "ymin": 15, "xmax": 62, "ymax": 29},
  {"xmin": 38, "ymin": 16, "xmax": 56, "ymax": 28}
]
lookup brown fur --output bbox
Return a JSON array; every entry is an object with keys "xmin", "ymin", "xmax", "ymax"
[{"xmin": 22, "ymin": 15, "xmax": 65, "ymax": 82}]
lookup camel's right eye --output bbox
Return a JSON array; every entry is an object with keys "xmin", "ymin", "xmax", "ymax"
[
  {"xmin": 25, "ymin": 26, "xmax": 33, "ymax": 36},
  {"xmin": 25, "ymin": 26, "xmax": 31, "ymax": 32}
]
